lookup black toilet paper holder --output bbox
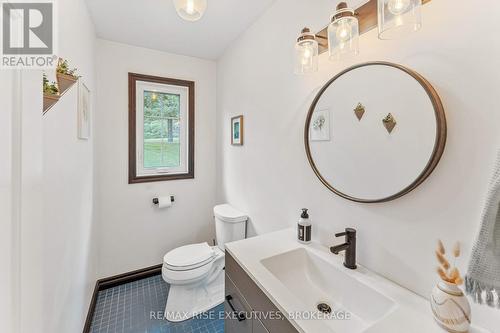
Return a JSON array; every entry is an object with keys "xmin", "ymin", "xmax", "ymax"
[{"xmin": 152, "ymin": 196, "xmax": 175, "ymax": 205}]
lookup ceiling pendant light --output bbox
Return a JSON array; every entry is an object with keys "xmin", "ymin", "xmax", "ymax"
[
  {"xmin": 378, "ymin": 0, "xmax": 422, "ymax": 39},
  {"xmin": 173, "ymin": 0, "xmax": 207, "ymax": 22},
  {"xmin": 294, "ymin": 27, "xmax": 319, "ymax": 75},
  {"xmin": 328, "ymin": 2, "xmax": 359, "ymax": 60}
]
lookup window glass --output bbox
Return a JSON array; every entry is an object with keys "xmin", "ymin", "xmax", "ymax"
[
  {"xmin": 143, "ymin": 91, "xmax": 181, "ymax": 169},
  {"xmin": 128, "ymin": 73, "xmax": 194, "ymax": 183}
]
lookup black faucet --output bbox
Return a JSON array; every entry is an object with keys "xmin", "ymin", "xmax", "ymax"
[{"xmin": 330, "ymin": 228, "xmax": 357, "ymax": 269}]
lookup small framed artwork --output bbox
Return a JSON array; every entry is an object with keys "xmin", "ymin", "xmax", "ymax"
[
  {"xmin": 231, "ymin": 115, "xmax": 244, "ymax": 145},
  {"xmin": 309, "ymin": 109, "xmax": 330, "ymax": 141},
  {"xmin": 78, "ymin": 80, "xmax": 91, "ymax": 140}
]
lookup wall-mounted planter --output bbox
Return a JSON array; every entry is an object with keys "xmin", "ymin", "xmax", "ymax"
[
  {"xmin": 42, "ymin": 58, "xmax": 80, "ymax": 115},
  {"xmin": 43, "ymin": 93, "xmax": 60, "ymax": 114},
  {"xmin": 56, "ymin": 73, "xmax": 78, "ymax": 96}
]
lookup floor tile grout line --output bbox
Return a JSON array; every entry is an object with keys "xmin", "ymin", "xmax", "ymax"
[{"xmin": 89, "ymin": 274, "xmax": 224, "ymax": 333}]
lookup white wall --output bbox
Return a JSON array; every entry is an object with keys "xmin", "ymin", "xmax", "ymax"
[
  {"xmin": 1, "ymin": 17, "xmax": 96, "ymax": 332},
  {"xmin": 20, "ymin": 0, "xmax": 98, "ymax": 332},
  {"xmin": 95, "ymin": 40, "xmax": 217, "ymax": 278},
  {"xmin": 0, "ymin": 71, "xmax": 13, "ymax": 333},
  {"xmin": 217, "ymin": 0, "xmax": 500, "ymax": 330},
  {"xmin": 17, "ymin": 69, "xmax": 45, "ymax": 333}
]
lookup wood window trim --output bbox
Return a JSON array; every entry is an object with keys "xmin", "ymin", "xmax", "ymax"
[{"xmin": 128, "ymin": 72, "xmax": 195, "ymax": 184}]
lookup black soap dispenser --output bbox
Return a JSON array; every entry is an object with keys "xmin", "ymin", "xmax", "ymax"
[{"xmin": 297, "ymin": 208, "xmax": 311, "ymax": 244}]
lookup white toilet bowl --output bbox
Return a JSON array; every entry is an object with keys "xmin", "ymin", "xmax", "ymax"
[
  {"xmin": 162, "ymin": 242, "xmax": 224, "ymax": 285},
  {"xmin": 162, "ymin": 204, "xmax": 247, "ymax": 322}
]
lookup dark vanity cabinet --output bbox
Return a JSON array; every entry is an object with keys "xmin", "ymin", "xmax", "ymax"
[{"xmin": 225, "ymin": 252, "xmax": 298, "ymax": 333}]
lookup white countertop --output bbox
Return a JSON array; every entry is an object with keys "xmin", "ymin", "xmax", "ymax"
[{"xmin": 226, "ymin": 229, "xmax": 490, "ymax": 333}]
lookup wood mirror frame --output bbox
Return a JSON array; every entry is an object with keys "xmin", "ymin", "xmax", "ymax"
[{"xmin": 304, "ymin": 62, "xmax": 447, "ymax": 203}]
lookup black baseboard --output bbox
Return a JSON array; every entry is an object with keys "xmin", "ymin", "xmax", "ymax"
[{"xmin": 82, "ymin": 264, "xmax": 162, "ymax": 333}]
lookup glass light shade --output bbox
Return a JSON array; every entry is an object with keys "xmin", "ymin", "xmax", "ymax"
[
  {"xmin": 378, "ymin": 0, "xmax": 422, "ymax": 39},
  {"xmin": 173, "ymin": 0, "xmax": 207, "ymax": 22},
  {"xmin": 294, "ymin": 32, "xmax": 318, "ymax": 75},
  {"xmin": 328, "ymin": 15, "xmax": 359, "ymax": 60}
]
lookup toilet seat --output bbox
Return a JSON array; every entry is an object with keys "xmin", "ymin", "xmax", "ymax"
[
  {"xmin": 162, "ymin": 245, "xmax": 224, "ymax": 285},
  {"xmin": 163, "ymin": 242, "xmax": 215, "ymax": 271}
]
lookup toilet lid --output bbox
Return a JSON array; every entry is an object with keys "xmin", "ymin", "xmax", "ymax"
[
  {"xmin": 163, "ymin": 242, "xmax": 215, "ymax": 268},
  {"xmin": 213, "ymin": 204, "xmax": 248, "ymax": 223}
]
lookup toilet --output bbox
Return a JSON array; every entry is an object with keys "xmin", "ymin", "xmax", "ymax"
[{"xmin": 162, "ymin": 204, "xmax": 247, "ymax": 322}]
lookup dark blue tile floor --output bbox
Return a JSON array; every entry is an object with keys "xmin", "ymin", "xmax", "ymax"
[{"xmin": 89, "ymin": 274, "xmax": 225, "ymax": 333}]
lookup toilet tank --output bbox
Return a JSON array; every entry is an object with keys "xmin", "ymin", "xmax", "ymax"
[{"xmin": 213, "ymin": 204, "xmax": 248, "ymax": 251}]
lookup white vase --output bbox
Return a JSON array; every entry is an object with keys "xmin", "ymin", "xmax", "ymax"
[{"xmin": 430, "ymin": 281, "xmax": 471, "ymax": 333}]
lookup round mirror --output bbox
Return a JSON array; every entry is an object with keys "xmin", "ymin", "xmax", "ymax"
[{"xmin": 305, "ymin": 62, "xmax": 446, "ymax": 203}]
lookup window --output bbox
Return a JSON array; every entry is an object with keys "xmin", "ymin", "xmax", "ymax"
[{"xmin": 128, "ymin": 73, "xmax": 194, "ymax": 183}]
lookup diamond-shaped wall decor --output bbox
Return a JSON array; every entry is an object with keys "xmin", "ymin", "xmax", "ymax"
[
  {"xmin": 382, "ymin": 113, "xmax": 397, "ymax": 134},
  {"xmin": 354, "ymin": 103, "xmax": 365, "ymax": 121}
]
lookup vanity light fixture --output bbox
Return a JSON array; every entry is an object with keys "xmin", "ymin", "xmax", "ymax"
[
  {"xmin": 328, "ymin": 2, "xmax": 359, "ymax": 60},
  {"xmin": 294, "ymin": 27, "xmax": 319, "ymax": 75},
  {"xmin": 293, "ymin": 0, "xmax": 431, "ymax": 74},
  {"xmin": 378, "ymin": 0, "xmax": 422, "ymax": 39},
  {"xmin": 173, "ymin": 0, "xmax": 207, "ymax": 22}
]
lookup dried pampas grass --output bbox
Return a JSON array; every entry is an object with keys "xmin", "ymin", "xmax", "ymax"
[
  {"xmin": 435, "ymin": 240, "xmax": 463, "ymax": 285},
  {"xmin": 453, "ymin": 242, "xmax": 461, "ymax": 258},
  {"xmin": 437, "ymin": 240, "xmax": 446, "ymax": 255},
  {"xmin": 436, "ymin": 250, "xmax": 450, "ymax": 270},
  {"xmin": 437, "ymin": 267, "xmax": 453, "ymax": 283},
  {"xmin": 449, "ymin": 267, "xmax": 460, "ymax": 281}
]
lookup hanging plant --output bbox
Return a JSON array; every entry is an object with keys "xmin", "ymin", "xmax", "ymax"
[
  {"xmin": 56, "ymin": 58, "xmax": 78, "ymax": 77},
  {"xmin": 43, "ymin": 73, "xmax": 60, "ymax": 113},
  {"xmin": 43, "ymin": 73, "xmax": 59, "ymax": 95},
  {"xmin": 56, "ymin": 58, "xmax": 79, "ymax": 96}
]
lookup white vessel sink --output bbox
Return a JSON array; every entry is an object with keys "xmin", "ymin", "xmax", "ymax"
[{"xmin": 261, "ymin": 248, "xmax": 396, "ymax": 333}]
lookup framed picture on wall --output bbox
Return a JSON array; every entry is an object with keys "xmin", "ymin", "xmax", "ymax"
[
  {"xmin": 78, "ymin": 80, "xmax": 91, "ymax": 140},
  {"xmin": 309, "ymin": 109, "xmax": 330, "ymax": 141},
  {"xmin": 231, "ymin": 115, "xmax": 244, "ymax": 145}
]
